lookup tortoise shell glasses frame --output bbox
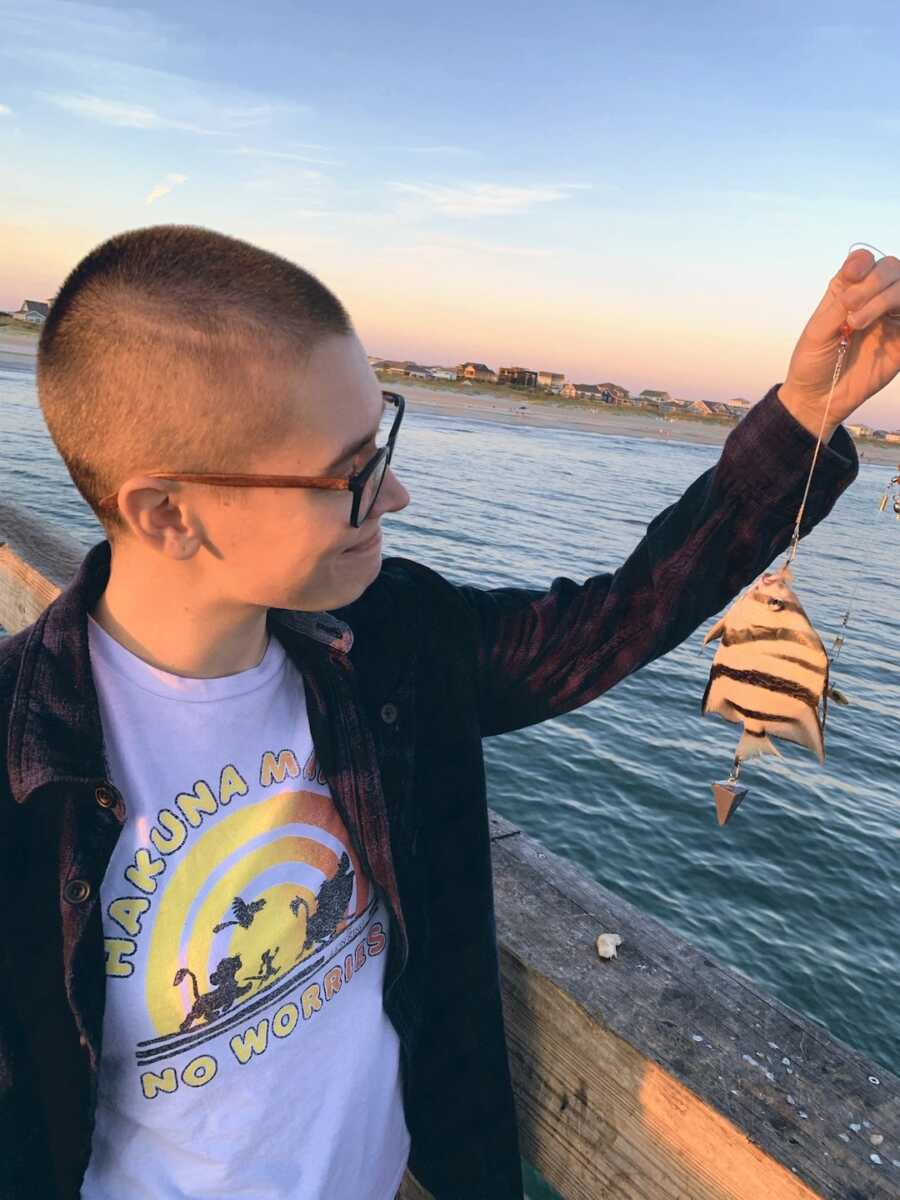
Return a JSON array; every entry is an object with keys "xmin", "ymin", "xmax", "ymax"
[{"xmin": 97, "ymin": 390, "xmax": 405, "ymax": 530}]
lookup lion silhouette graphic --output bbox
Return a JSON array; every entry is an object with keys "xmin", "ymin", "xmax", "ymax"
[{"xmin": 172, "ymin": 955, "xmax": 253, "ymax": 1032}]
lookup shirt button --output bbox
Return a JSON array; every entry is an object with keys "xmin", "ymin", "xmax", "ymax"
[
  {"xmin": 95, "ymin": 785, "xmax": 117, "ymax": 808},
  {"xmin": 380, "ymin": 702, "xmax": 398, "ymax": 724},
  {"xmin": 64, "ymin": 879, "xmax": 91, "ymax": 904}
]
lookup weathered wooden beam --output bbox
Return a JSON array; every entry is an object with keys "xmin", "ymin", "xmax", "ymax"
[
  {"xmin": 2, "ymin": 510, "xmax": 897, "ymax": 1200},
  {"xmin": 489, "ymin": 809, "xmax": 898, "ymax": 1200},
  {"xmin": 0, "ymin": 500, "xmax": 87, "ymax": 634}
]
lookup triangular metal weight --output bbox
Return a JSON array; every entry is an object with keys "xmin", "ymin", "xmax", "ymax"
[{"xmin": 712, "ymin": 781, "xmax": 749, "ymax": 827}]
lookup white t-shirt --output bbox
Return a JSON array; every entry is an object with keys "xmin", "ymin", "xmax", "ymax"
[{"xmin": 81, "ymin": 613, "xmax": 410, "ymax": 1200}]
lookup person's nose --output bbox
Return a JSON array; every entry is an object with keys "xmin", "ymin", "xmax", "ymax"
[{"xmin": 376, "ymin": 467, "xmax": 410, "ymax": 517}]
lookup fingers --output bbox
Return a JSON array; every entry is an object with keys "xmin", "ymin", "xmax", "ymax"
[
  {"xmin": 836, "ymin": 252, "xmax": 900, "ymax": 326},
  {"xmin": 845, "ymin": 278, "xmax": 900, "ymax": 330},
  {"xmin": 839, "ymin": 247, "xmax": 876, "ymax": 284}
]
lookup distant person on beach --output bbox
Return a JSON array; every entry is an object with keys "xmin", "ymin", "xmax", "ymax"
[{"xmin": 1, "ymin": 225, "xmax": 898, "ymax": 1200}]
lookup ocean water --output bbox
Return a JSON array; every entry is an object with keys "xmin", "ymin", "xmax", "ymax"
[{"xmin": 2, "ymin": 355, "xmax": 898, "ymax": 1197}]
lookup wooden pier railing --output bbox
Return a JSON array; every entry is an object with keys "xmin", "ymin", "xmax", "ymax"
[{"xmin": 1, "ymin": 504, "xmax": 898, "ymax": 1200}]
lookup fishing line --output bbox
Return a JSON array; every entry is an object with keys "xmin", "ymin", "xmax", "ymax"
[
  {"xmin": 787, "ymin": 243, "xmax": 900, "ymax": 667},
  {"xmin": 706, "ymin": 240, "xmax": 899, "ymax": 822}
]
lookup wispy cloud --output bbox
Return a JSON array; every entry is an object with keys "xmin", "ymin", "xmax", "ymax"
[
  {"xmin": 0, "ymin": 104, "xmax": 11, "ymax": 116},
  {"xmin": 3, "ymin": 1, "xmax": 172, "ymax": 54},
  {"xmin": 231, "ymin": 144, "xmax": 343, "ymax": 166},
  {"xmin": 241, "ymin": 167, "xmax": 326, "ymax": 195},
  {"xmin": 41, "ymin": 92, "xmax": 227, "ymax": 135},
  {"xmin": 380, "ymin": 144, "xmax": 473, "ymax": 155},
  {"xmin": 145, "ymin": 173, "xmax": 188, "ymax": 205},
  {"xmin": 397, "ymin": 237, "xmax": 552, "ymax": 259},
  {"xmin": 388, "ymin": 181, "xmax": 588, "ymax": 218}
]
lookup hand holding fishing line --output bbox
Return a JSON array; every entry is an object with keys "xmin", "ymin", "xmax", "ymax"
[
  {"xmin": 702, "ymin": 241, "xmax": 900, "ymax": 828},
  {"xmin": 778, "ymin": 244, "xmax": 900, "ymax": 441}
]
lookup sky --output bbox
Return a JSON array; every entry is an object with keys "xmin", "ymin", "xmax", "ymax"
[{"xmin": 2, "ymin": 0, "xmax": 900, "ymax": 426}]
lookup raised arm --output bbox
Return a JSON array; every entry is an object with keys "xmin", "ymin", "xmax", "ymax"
[{"xmin": 455, "ymin": 388, "xmax": 857, "ymax": 737}]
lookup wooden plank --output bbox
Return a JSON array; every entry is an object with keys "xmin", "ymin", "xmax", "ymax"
[
  {"xmin": 0, "ymin": 500, "xmax": 87, "ymax": 635},
  {"xmin": 0, "ymin": 499, "xmax": 87, "ymax": 586},
  {"xmin": 489, "ymin": 810, "xmax": 899, "ymax": 1200},
  {"xmin": 0, "ymin": 544, "xmax": 61, "ymax": 634}
]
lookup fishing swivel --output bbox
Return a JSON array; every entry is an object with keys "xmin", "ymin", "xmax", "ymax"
[
  {"xmin": 878, "ymin": 468, "xmax": 900, "ymax": 519},
  {"xmin": 712, "ymin": 756, "xmax": 749, "ymax": 828}
]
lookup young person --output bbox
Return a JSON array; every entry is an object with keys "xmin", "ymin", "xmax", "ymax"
[{"xmin": 1, "ymin": 226, "xmax": 897, "ymax": 1200}]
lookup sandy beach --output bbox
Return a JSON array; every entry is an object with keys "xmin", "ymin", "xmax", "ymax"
[
  {"xmin": 2, "ymin": 332, "xmax": 897, "ymax": 466},
  {"xmin": 0, "ymin": 330, "xmax": 39, "ymax": 359},
  {"xmin": 395, "ymin": 380, "xmax": 900, "ymax": 467}
]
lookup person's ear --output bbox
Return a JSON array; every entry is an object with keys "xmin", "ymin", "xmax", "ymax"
[{"xmin": 116, "ymin": 476, "xmax": 206, "ymax": 558}]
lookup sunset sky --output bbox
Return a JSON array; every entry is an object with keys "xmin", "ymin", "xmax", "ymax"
[{"xmin": 2, "ymin": 0, "xmax": 900, "ymax": 425}]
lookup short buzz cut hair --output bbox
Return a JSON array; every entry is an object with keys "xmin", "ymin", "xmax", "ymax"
[{"xmin": 37, "ymin": 224, "xmax": 353, "ymax": 541}]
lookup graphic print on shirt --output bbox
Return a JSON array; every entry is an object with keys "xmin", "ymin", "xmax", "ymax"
[{"xmin": 101, "ymin": 745, "xmax": 387, "ymax": 1101}]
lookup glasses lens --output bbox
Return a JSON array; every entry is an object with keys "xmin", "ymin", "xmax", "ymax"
[{"xmin": 359, "ymin": 454, "xmax": 389, "ymax": 523}]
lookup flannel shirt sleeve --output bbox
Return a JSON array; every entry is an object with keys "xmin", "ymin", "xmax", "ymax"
[{"xmin": 455, "ymin": 386, "xmax": 859, "ymax": 737}]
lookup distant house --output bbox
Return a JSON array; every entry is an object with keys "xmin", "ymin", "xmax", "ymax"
[
  {"xmin": 12, "ymin": 299, "xmax": 50, "ymax": 325},
  {"xmin": 456, "ymin": 362, "xmax": 497, "ymax": 383},
  {"xmin": 408, "ymin": 368, "xmax": 435, "ymax": 380},
  {"xmin": 376, "ymin": 359, "xmax": 417, "ymax": 375},
  {"xmin": 537, "ymin": 370, "xmax": 565, "ymax": 391},
  {"xmin": 884, "ymin": 432, "xmax": 900, "ymax": 444},
  {"xmin": 689, "ymin": 400, "xmax": 714, "ymax": 417},
  {"xmin": 596, "ymin": 382, "xmax": 630, "ymax": 403},
  {"xmin": 871, "ymin": 430, "xmax": 888, "ymax": 440},
  {"xmin": 429, "ymin": 366, "xmax": 457, "ymax": 381},
  {"xmin": 726, "ymin": 397, "xmax": 751, "ymax": 409},
  {"xmin": 498, "ymin": 366, "xmax": 538, "ymax": 388},
  {"xmin": 367, "ymin": 355, "xmax": 384, "ymax": 366},
  {"xmin": 639, "ymin": 389, "xmax": 671, "ymax": 405},
  {"xmin": 846, "ymin": 423, "xmax": 873, "ymax": 438},
  {"xmin": 561, "ymin": 382, "xmax": 596, "ymax": 400}
]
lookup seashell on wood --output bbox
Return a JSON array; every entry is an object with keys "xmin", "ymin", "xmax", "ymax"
[{"xmin": 596, "ymin": 932, "xmax": 623, "ymax": 959}]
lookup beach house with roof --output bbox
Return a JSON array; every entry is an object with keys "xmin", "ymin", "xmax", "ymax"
[
  {"xmin": 12, "ymin": 300, "xmax": 50, "ymax": 325},
  {"xmin": 455, "ymin": 362, "xmax": 497, "ymax": 383},
  {"xmin": 537, "ymin": 371, "xmax": 565, "ymax": 391},
  {"xmin": 498, "ymin": 366, "xmax": 538, "ymax": 388},
  {"xmin": 560, "ymin": 383, "xmax": 608, "ymax": 401},
  {"xmin": 596, "ymin": 382, "xmax": 629, "ymax": 403}
]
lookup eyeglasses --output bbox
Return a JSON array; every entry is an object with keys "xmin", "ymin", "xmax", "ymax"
[{"xmin": 97, "ymin": 390, "xmax": 405, "ymax": 529}]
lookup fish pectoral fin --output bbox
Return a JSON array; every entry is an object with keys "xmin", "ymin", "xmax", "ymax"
[
  {"xmin": 703, "ymin": 617, "xmax": 727, "ymax": 646},
  {"xmin": 826, "ymin": 685, "xmax": 850, "ymax": 706}
]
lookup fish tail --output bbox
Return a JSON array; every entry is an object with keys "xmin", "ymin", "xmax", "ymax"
[{"xmin": 736, "ymin": 728, "xmax": 782, "ymax": 761}]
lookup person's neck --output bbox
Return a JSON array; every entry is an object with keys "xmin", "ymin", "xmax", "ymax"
[{"xmin": 90, "ymin": 549, "xmax": 270, "ymax": 680}]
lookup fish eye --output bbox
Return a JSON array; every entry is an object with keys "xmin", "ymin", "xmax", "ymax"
[{"xmin": 767, "ymin": 598, "xmax": 785, "ymax": 611}]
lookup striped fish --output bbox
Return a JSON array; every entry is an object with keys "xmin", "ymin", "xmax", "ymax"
[{"xmin": 702, "ymin": 565, "xmax": 830, "ymax": 764}]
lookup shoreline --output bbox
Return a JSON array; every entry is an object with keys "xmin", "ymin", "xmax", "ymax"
[
  {"xmin": 395, "ymin": 381, "xmax": 900, "ymax": 465},
  {"xmin": 2, "ymin": 336, "xmax": 897, "ymax": 465}
]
